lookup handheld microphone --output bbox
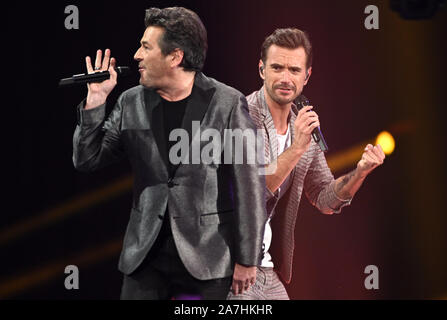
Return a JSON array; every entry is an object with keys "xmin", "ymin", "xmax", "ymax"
[
  {"xmin": 295, "ymin": 95, "xmax": 329, "ymax": 153},
  {"xmin": 58, "ymin": 66, "xmax": 131, "ymax": 87}
]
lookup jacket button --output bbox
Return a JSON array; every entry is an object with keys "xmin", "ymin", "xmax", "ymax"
[{"xmin": 167, "ymin": 178, "xmax": 175, "ymax": 188}]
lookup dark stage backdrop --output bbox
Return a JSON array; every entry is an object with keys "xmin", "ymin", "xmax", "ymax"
[{"xmin": 2, "ymin": 0, "xmax": 446, "ymax": 299}]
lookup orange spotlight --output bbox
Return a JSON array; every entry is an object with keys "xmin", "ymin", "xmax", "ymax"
[{"xmin": 375, "ymin": 131, "xmax": 395, "ymax": 155}]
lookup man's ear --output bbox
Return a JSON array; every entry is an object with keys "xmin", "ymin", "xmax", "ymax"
[
  {"xmin": 170, "ymin": 49, "xmax": 184, "ymax": 68},
  {"xmin": 304, "ymin": 67, "xmax": 312, "ymax": 85},
  {"xmin": 259, "ymin": 60, "xmax": 265, "ymax": 80}
]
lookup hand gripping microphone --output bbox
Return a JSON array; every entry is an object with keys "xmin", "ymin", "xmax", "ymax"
[
  {"xmin": 58, "ymin": 66, "xmax": 131, "ymax": 87},
  {"xmin": 295, "ymin": 95, "xmax": 329, "ymax": 153}
]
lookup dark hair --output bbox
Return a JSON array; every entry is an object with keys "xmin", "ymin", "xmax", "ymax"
[
  {"xmin": 144, "ymin": 7, "xmax": 207, "ymax": 72},
  {"xmin": 261, "ymin": 28, "xmax": 313, "ymax": 70}
]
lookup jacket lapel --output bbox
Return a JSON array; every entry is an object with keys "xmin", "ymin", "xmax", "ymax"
[
  {"xmin": 289, "ymin": 103, "xmax": 298, "ymax": 149},
  {"xmin": 174, "ymin": 73, "xmax": 216, "ymax": 175},
  {"xmin": 144, "ymin": 88, "xmax": 169, "ymax": 171},
  {"xmin": 258, "ymin": 87, "xmax": 278, "ymax": 162},
  {"xmin": 288, "ymin": 103, "xmax": 299, "ymax": 180},
  {"xmin": 257, "ymin": 87, "xmax": 300, "ymax": 182},
  {"xmin": 142, "ymin": 73, "xmax": 216, "ymax": 177}
]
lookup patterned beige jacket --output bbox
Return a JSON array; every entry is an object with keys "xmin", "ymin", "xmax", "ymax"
[{"xmin": 246, "ymin": 87, "xmax": 351, "ymax": 284}]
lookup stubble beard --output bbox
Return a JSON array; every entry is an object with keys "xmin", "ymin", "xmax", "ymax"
[{"xmin": 267, "ymin": 84, "xmax": 298, "ymax": 107}]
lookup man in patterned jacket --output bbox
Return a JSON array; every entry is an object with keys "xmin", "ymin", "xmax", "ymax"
[{"xmin": 227, "ymin": 28, "xmax": 385, "ymax": 300}]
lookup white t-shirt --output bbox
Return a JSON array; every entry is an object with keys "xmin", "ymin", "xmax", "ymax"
[{"xmin": 261, "ymin": 124, "xmax": 291, "ymax": 267}]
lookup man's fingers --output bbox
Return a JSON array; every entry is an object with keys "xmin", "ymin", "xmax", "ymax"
[
  {"xmin": 86, "ymin": 56, "xmax": 94, "ymax": 74},
  {"xmin": 369, "ymin": 147, "xmax": 383, "ymax": 163},
  {"xmin": 366, "ymin": 148, "xmax": 384, "ymax": 164},
  {"xmin": 297, "ymin": 113, "xmax": 318, "ymax": 128},
  {"xmin": 232, "ymin": 264, "xmax": 256, "ymax": 295},
  {"xmin": 244, "ymin": 279, "xmax": 250, "ymax": 292},
  {"xmin": 296, "ymin": 110, "xmax": 319, "ymax": 134},
  {"xmin": 373, "ymin": 144, "xmax": 386, "ymax": 160},
  {"xmin": 232, "ymin": 281, "xmax": 241, "ymax": 295},
  {"xmin": 231, "ymin": 280, "xmax": 238, "ymax": 295},
  {"xmin": 302, "ymin": 112, "xmax": 318, "ymax": 123},
  {"xmin": 94, "ymin": 49, "xmax": 103, "ymax": 71},
  {"xmin": 377, "ymin": 144, "xmax": 386, "ymax": 159},
  {"xmin": 87, "ymin": 49, "xmax": 114, "ymax": 74},
  {"xmin": 297, "ymin": 109, "xmax": 317, "ymax": 122},
  {"xmin": 240, "ymin": 280, "xmax": 250, "ymax": 294},
  {"xmin": 363, "ymin": 153, "xmax": 376, "ymax": 164},
  {"xmin": 109, "ymin": 57, "xmax": 118, "ymax": 81},
  {"xmin": 307, "ymin": 120, "xmax": 320, "ymax": 133},
  {"xmin": 297, "ymin": 105, "xmax": 313, "ymax": 116},
  {"xmin": 232, "ymin": 279, "xmax": 253, "ymax": 295},
  {"xmin": 102, "ymin": 48, "xmax": 111, "ymax": 71},
  {"xmin": 301, "ymin": 119, "xmax": 320, "ymax": 134},
  {"xmin": 305, "ymin": 115, "xmax": 319, "ymax": 126},
  {"xmin": 364, "ymin": 144, "xmax": 384, "ymax": 162},
  {"xmin": 363, "ymin": 152, "xmax": 380, "ymax": 167}
]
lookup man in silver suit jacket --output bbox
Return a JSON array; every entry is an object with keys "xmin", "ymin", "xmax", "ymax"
[{"xmin": 73, "ymin": 7, "xmax": 266, "ymax": 300}]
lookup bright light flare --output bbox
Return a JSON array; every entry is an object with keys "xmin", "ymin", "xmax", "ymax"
[{"xmin": 375, "ymin": 131, "xmax": 395, "ymax": 155}]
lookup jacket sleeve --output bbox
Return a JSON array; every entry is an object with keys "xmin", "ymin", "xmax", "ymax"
[
  {"xmin": 227, "ymin": 94, "xmax": 267, "ymax": 266},
  {"xmin": 72, "ymin": 95, "xmax": 125, "ymax": 172},
  {"xmin": 303, "ymin": 145, "xmax": 352, "ymax": 214}
]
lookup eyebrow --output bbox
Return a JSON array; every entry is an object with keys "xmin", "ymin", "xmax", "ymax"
[
  {"xmin": 289, "ymin": 66, "xmax": 302, "ymax": 72},
  {"xmin": 270, "ymin": 63, "xmax": 302, "ymax": 72},
  {"xmin": 140, "ymin": 41, "xmax": 150, "ymax": 46}
]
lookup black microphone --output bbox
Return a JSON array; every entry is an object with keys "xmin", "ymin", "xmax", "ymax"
[
  {"xmin": 58, "ymin": 66, "xmax": 131, "ymax": 87},
  {"xmin": 295, "ymin": 95, "xmax": 329, "ymax": 153}
]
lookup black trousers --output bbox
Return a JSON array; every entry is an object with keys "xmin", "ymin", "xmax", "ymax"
[{"xmin": 120, "ymin": 217, "xmax": 232, "ymax": 300}]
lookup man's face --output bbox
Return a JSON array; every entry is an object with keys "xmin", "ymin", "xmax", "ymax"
[
  {"xmin": 134, "ymin": 26, "xmax": 171, "ymax": 88},
  {"xmin": 260, "ymin": 45, "xmax": 311, "ymax": 106}
]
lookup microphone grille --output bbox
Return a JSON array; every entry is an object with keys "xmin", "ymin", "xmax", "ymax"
[
  {"xmin": 116, "ymin": 66, "xmax": 131, "ymax": 75},
  {"xmin": 295, "ymin": 94, "xmax": 310, "ymax": 110}
]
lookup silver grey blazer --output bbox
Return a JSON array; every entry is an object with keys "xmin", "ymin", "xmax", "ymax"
[{"xmin": 73, "ymin": 72, "xmax": 266, "ymax": 280}]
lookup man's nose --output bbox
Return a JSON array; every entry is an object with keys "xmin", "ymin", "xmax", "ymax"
[
  {"xmin": 134, "ymin": 47, "xmax": 142, "ymax": 61},
  {"xmin": 279, "ymin": 71, "xmax": 293, "ymax": 87},
  {"xmin": 281, "ymin": 70, "xmax": 291, "ymax": 82}
]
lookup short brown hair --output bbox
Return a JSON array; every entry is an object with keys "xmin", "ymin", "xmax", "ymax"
[{"xmin": 261, "ymin": 28, "xmax": 313, "ymax": 69}]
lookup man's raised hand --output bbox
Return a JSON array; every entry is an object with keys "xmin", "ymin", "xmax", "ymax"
[{"xmin": 85, "ymin": 49, "xmax": 118, "ymax": 109}]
